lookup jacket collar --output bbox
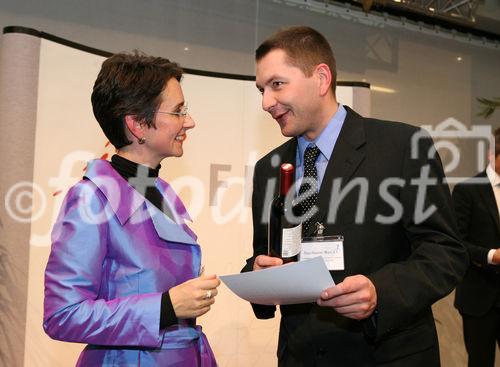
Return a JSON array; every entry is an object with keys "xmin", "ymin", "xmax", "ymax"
[
  {"xmin": 84, "ymin": 159, "xmax": 191, "ymax": 226},
  {"xmin": 477, "ymin": 170, "xmax": 500, "ymax": 233}
]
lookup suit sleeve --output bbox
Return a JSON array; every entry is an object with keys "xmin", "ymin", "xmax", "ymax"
[
  {"xmin": 43, "ymin": 181, "xmax": 163, "ymax": 347},
  {"xmin": 241, "ymin": 160, "xmax": 277, "ymax": 319},
  {"xmin": 367, "ymin": 128, "xmax": 468, "ymax": 339},
  {"xmin": 452, "ymin": 183, "xmax": 491, "ymax": 267}
]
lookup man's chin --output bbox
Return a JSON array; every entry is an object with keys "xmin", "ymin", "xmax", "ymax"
[{"xmin": 279, "ymin": 125, "xmax": 299, "ymax": 138}]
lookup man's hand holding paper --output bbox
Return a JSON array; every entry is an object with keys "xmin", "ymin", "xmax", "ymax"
[{"xmin": 317, "ymin": 275, "xmax": 377, "ymax": 320}]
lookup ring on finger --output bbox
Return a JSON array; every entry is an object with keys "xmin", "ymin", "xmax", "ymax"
[{"xmin": 205, "ymin": 289, "xmax": 212, "ymax": 299}]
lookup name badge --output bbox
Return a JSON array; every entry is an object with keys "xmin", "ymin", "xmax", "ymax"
[{"xmin": 300, "ymin": 235, "xmax": 344, "ymax": 271}]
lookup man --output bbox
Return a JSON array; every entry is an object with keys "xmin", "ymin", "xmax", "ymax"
[
  {"xmin": 242, "ymin": 26, "xmax": 468, "ymax": 366},
  {"xmin": 453, "ymin": 127, "xmax": 500, "ymax": 367}
]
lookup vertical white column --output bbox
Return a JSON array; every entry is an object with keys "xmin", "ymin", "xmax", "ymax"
[{"xmin": 0, "ymin": 30, "xmax": 41, "ymax": 367}]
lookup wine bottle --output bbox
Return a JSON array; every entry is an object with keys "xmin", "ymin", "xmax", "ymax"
[{"xmin": 268, "ymin": 163, "xmax": 302, "ymax": 263}]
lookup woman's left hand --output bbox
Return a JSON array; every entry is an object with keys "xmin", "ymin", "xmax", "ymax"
[{"xmin": 169, "ymin": 274, "xmax": 221, "ymax": 319}]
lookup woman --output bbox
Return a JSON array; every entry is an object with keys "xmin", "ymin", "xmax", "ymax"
[{"xmin": 43, "ymin": 52, "xmax": 220, "ymax": 366}]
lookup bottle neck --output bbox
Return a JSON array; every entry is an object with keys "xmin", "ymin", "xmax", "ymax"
[{"xmin": 280, "ymin": 165, "xmax": 294, "ymax": 196}]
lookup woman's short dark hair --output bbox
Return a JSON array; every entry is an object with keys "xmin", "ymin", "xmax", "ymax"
[{"xmin": 91, "ymin": 51, "xmax": 183, "ymax": 149}]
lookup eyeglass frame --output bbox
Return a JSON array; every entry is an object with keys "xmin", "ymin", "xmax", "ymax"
[{"xmin": 154, "ymin": 104, "xmax": 189, "ymax": 117}]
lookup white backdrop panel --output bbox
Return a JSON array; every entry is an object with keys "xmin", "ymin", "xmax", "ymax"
[{"xmin": 24, "ymin": 37, "xmax": 369, "ymax": 367}]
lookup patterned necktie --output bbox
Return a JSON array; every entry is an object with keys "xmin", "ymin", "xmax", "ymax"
[{"xmin": 298, "ymin": 145, "xmax": 320, "ymax": 234}]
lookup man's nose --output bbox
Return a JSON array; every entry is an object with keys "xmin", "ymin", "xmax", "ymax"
[{"xmin": 261, "ymin": 90, "xmax": 276, "ymax": 112}]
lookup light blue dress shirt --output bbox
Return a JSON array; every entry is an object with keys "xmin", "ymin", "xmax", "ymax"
[{"xmin": 295, "ymin": 104, "xmax": 347, "ymax": 190}]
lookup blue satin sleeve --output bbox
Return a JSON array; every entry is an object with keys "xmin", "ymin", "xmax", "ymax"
[{"xmin": 43, "ymin": 180, "xmax": 163, "ymax": 347}]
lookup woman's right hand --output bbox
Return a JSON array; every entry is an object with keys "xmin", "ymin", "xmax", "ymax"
[{"xmin": 169, "ymin": 274, "xmax": 221, "ymax": 319}]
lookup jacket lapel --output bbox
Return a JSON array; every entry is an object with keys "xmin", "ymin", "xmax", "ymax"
[
  {"xmin": 478, "ymin": 171, "xmax": 500, "ymax": 233},
  {"xmin": 144, "ymin": 178, "xmax": 197, "ymax": 245},
  {"xmin": 146, "ymin": 203, "xmax": 198, "ymax": 245},
  {"xmin": 306, "ymin": 107, "xmax": 366, "ymax": 236},
  {"xmin": 280, "ymin": 138, "xmax": 298, "ymax": 197},
  {"xmin": 84, "ymin": 159, "xmax": 145, "ymax": 225},
  {"xmin": 85, "ymin": 159, "xmax": 197, "ymax": 245}
]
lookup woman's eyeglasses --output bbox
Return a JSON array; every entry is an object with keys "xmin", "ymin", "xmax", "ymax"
[{"xmin": 155, "ymin": 104, "xmax": 188, "ymax": 117}]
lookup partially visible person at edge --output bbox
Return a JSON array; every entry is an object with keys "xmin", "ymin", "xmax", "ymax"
[
  {"xmin": 453, "ymin": 126, "xmax": 500, "ymax": 367},
  {"xmin": 43, "ymin": 52, "xmax": 220, "ymax": 366},
  {"xmin": 242, "ymin": 26, "xmax": 468, "ymax": 366}
]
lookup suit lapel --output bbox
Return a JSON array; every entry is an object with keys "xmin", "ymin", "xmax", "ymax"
[
  {"xmin": 145, "ymin": 202, "xmax": 198, "ymax": 245},
  {"xmin": 281, "ymin": 138, "xmax": 299, "ymax": 194},
  {"xmin": 478, "ymin": 171, "xmax": 500, "ymax": 233},
  {"xmin": 307, "ymin": 107, "xmax": 366, "ymax": 236},
  {"xmin": 282, "ymin": 139, "xmax": 298, "ymax": 167}
]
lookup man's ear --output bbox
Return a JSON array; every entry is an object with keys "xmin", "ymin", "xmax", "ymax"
[
  {"xmin": 315, "ymin": 63, "xmax": 332, "ymax": 96},
  {"xmin": 124, "ymin": 115, "xmax": 144, "ymax": 141}
]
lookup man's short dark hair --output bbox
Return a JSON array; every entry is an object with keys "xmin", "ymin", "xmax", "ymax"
[
  {"xmin": 256, "ymin": 26, "xmax": 337, "ymax": 94},
  {"xmin": 91, "ymin": 51, "xmax": 183, "ymax": 149}
]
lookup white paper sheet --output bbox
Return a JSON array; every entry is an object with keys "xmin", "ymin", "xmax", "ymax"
[{"xmin": 220, "ymin": 257, "xmax": 334, "ymax": 305}]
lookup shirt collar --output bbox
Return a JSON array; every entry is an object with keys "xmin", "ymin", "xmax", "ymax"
[
  {"xmin": 486, "ymin": 164, "xmax": 500, "ymax": 187},
  {"xmin": 297, "ymin": 104, "xmax": 347, "ymax": 164}
]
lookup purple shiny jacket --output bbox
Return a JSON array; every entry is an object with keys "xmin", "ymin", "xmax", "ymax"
[{"xmin": 43, "ymin": 159, "xmax": 217, "ymax": 366}]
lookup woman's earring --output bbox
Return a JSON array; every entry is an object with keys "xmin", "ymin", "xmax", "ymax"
[{"xmin": 138, "ymin": 137, "xmax": 146, "ymax": 144}]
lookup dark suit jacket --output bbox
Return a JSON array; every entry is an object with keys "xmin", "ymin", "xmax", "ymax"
[
  {"xmin": 243, "ymin": 107, "xmax": 468, "ymax": 367},
  {"xmin": 453, "ymin": 170, "xmax": 500, "ymax": 317}
]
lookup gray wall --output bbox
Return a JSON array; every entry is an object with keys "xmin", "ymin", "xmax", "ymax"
[{"xmin": 1, "ymin": 0, "xmax": 498, "ymax": 137}]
